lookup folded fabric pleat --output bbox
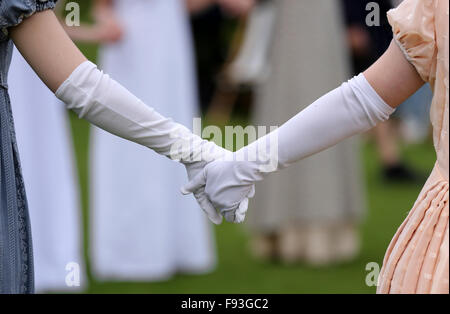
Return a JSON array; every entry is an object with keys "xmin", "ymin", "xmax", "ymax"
[{"xmin": 378, "ymin": 166, "xmax": 449, "ymax": 294}]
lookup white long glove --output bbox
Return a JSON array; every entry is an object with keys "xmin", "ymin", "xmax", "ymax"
[
  {"xmin": 56, "ymin": 61, "xmax": 234, "ymax": 224},
  {"xmin": 182, "ymin": 73, "xmax": 395, "ymax": 223}
]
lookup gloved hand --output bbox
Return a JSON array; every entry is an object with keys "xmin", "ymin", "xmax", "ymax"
[
  {"xmin": 182, "ymin": 152, "xmax": 256, "ymax": 223},
  {"xmin": 182, "ymin": 144, "xmax": 233, "ymax": 225}
]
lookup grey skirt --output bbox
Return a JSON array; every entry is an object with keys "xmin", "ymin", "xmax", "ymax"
[
  {"xmin": 0, "ymin": 0, "xmax": 58, "ymax": 294},
  {"xmin": 0, "ymin": 84, "xmax": 34, "ymax": 294}
]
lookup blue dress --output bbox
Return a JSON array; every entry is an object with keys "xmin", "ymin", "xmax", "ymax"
[{"xmin": 0, "ymin": 0, "xmax": 57, "ymax": 294}]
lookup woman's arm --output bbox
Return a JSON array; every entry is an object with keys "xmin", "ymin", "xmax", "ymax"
[
  {"xmin": 10, "ymin": 10, "xmax": 86, "ymax": 92},
  {"xmin": 364, "ymin": 40, "xmax": 425, "ymax": 108}
]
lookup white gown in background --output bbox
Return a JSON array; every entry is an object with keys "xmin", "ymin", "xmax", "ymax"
[
  {"xmin": 90, "ymin": 0, "xmax": 216, "ymax": 280},
  {"xmin": 8, "ymin": 48, "xmax": 85, "ymax": 292}
]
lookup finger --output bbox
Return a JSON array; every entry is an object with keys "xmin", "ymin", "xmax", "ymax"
[
  {"xmin": 197, "ymin": 195, "xmax": 223, "ymax": 225},
  {"xmin": 180, "ymin": 172, "xmax": 206, "ymax": 195},
  {"xmin": 235, "ymin": 198, "xmax": 249, "ymax": 223},
  {"xmin": 223, "ymin": 198, "xmax": 248, "ymax": 224}
]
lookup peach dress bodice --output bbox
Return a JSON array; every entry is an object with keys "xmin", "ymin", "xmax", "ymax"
[{"xmin": 377, "ymin": 0, "xmax": 449, "ymax": 294}]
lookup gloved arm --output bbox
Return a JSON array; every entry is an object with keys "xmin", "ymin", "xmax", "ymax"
[
  {"xmin": 182, "ymin": 73, "xmax": 395, "ymax": 223},
  {"xmin": 10, "ymin": 10, "xmax": 232, "ymax": 224},
  {"xmin": 55, "ymin": 61, "xmax": 227, "ymax": 224},
  {"xmin": 182, "ymin": 38, "xmax": 426, "ymax": 224}
]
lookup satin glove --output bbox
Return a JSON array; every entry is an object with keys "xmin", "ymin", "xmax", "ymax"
[
  {"xmin": 56, "ymin": 61, "xmax": 230, "ymax": 224},
  {"xmin": 182, "ymin": 152, "xmax": 256, "ymax": 223},
  {"xmin": 182, "ymin": 74, "xmax": 395, "ymax": 223}
]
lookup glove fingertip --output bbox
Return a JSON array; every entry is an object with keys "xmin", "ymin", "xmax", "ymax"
[
  {"xmin": 180, "ymin": 186, "xmax": 192, "ymax": 195},
  {"xmin": 210, "ymin": 215, "xmax": 223, "ymax": 225},
  {"xmin": 235, "ymin": 214, "xmax": 245, "ymax": 224}
]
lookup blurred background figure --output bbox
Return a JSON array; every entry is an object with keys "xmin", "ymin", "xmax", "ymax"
[
  {"xmin": 222, "ymin": 0, "xmax": 367, "ymax": 266},
  {"xmin": 189, "ymin": 0, "xmax": 254, "ymax": 118},
  {"xmin": 396, "ymin": 84, "xmax": 433, "ymax": 145},
  {"xmin": 190, "ymin": 4, "xmax": 232, "ymax": 116},
  {"xmin": 89, "ymin": 0, "xmax": 217, "ymax": 281},
  {"xmin": 341, "ymin": 0, "xmax": 431, "ymax": 183},
  {"xmin": 90, "ymin": 0, "xmax": 253, "ymax": 282},
  {"xmin": 89, "ymin": 0, "xmax": 252, "ymax": 281}
]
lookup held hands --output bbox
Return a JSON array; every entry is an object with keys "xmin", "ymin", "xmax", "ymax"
[
  {"xmin": 182, "ymin": 133, "xmax": 278, "ymax": 224},
  {"xmin": 183, "ymin": 159, "xmax": 226, "ymax": 225},
  {"xmin": 183, "ymin": 154, "xmax": 256, "ymax": 224},
  {"xmin": 181, "ymin": 136, "xmax": 277, "ymax": 224}
]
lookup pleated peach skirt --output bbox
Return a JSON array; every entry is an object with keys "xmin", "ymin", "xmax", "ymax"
[{"xmin": 378, "ymin": 164, "xmax": 449, "ymax": 294}]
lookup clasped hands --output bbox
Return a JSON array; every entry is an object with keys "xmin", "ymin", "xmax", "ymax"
[
  {"xmin": 181, "ymin": 135, "xmax": 276, "ymax": 225},
  {"xmin": 181, "ymin": 151, "xmax": 254, "ymax": 225}
]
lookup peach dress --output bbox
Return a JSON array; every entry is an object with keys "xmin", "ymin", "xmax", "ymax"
[{"xmin": 377, "ymin": 0, "xmax": 449, "ymax": 294}]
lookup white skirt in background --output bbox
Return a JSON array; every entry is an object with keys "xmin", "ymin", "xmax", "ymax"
[{"xmin": 89, "ymin": 0, "xmax": 216, "ymax": 281}]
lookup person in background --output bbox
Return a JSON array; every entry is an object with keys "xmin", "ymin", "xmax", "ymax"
[
  {"xmin": 190, "ymin": 6, "xmax": 230, "ymax": 115},
  {"xmin": 341, "ymin": 0, "xmax": 429, "ymax": 182},
  {"xmin": 89, "ymin": 0, "xmax": 252, "ymax": 281},
  {"xmin": 245, "ymin": 0, "xmax": 366, "ymax": 265},
  {"xmin": 189, "ymin": 0, "xmax": 254, "ymax": 115}
]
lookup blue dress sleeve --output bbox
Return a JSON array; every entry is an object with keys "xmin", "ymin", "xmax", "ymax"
[{"xmin": 0, "ymin": 0, "xmax": 58, "ymax": 40}]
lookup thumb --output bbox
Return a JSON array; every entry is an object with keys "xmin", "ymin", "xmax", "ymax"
[
  {"xmin": 247, "ymin": 185, "xmax": 256, "ymax": 198},
  {"xmin": 181, "ymin": 171, "xmax": 206, "ymax": 195},
  {"xmin": 196, "ymin": 193, "xmax": 223, "ymax": 225}
]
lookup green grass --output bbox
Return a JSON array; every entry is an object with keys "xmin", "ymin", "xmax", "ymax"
[{"xmin": 67, "ymin": 43, "xmax": 436, "ymax": 294}]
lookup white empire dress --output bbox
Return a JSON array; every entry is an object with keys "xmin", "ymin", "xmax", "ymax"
[
  {"xmin": 90, "ymin": 0, "xmax": 216, "ymax": 281},
  {"xmin": 8, "ymin": 48, "xmax": 85, "ymax": 292}
]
